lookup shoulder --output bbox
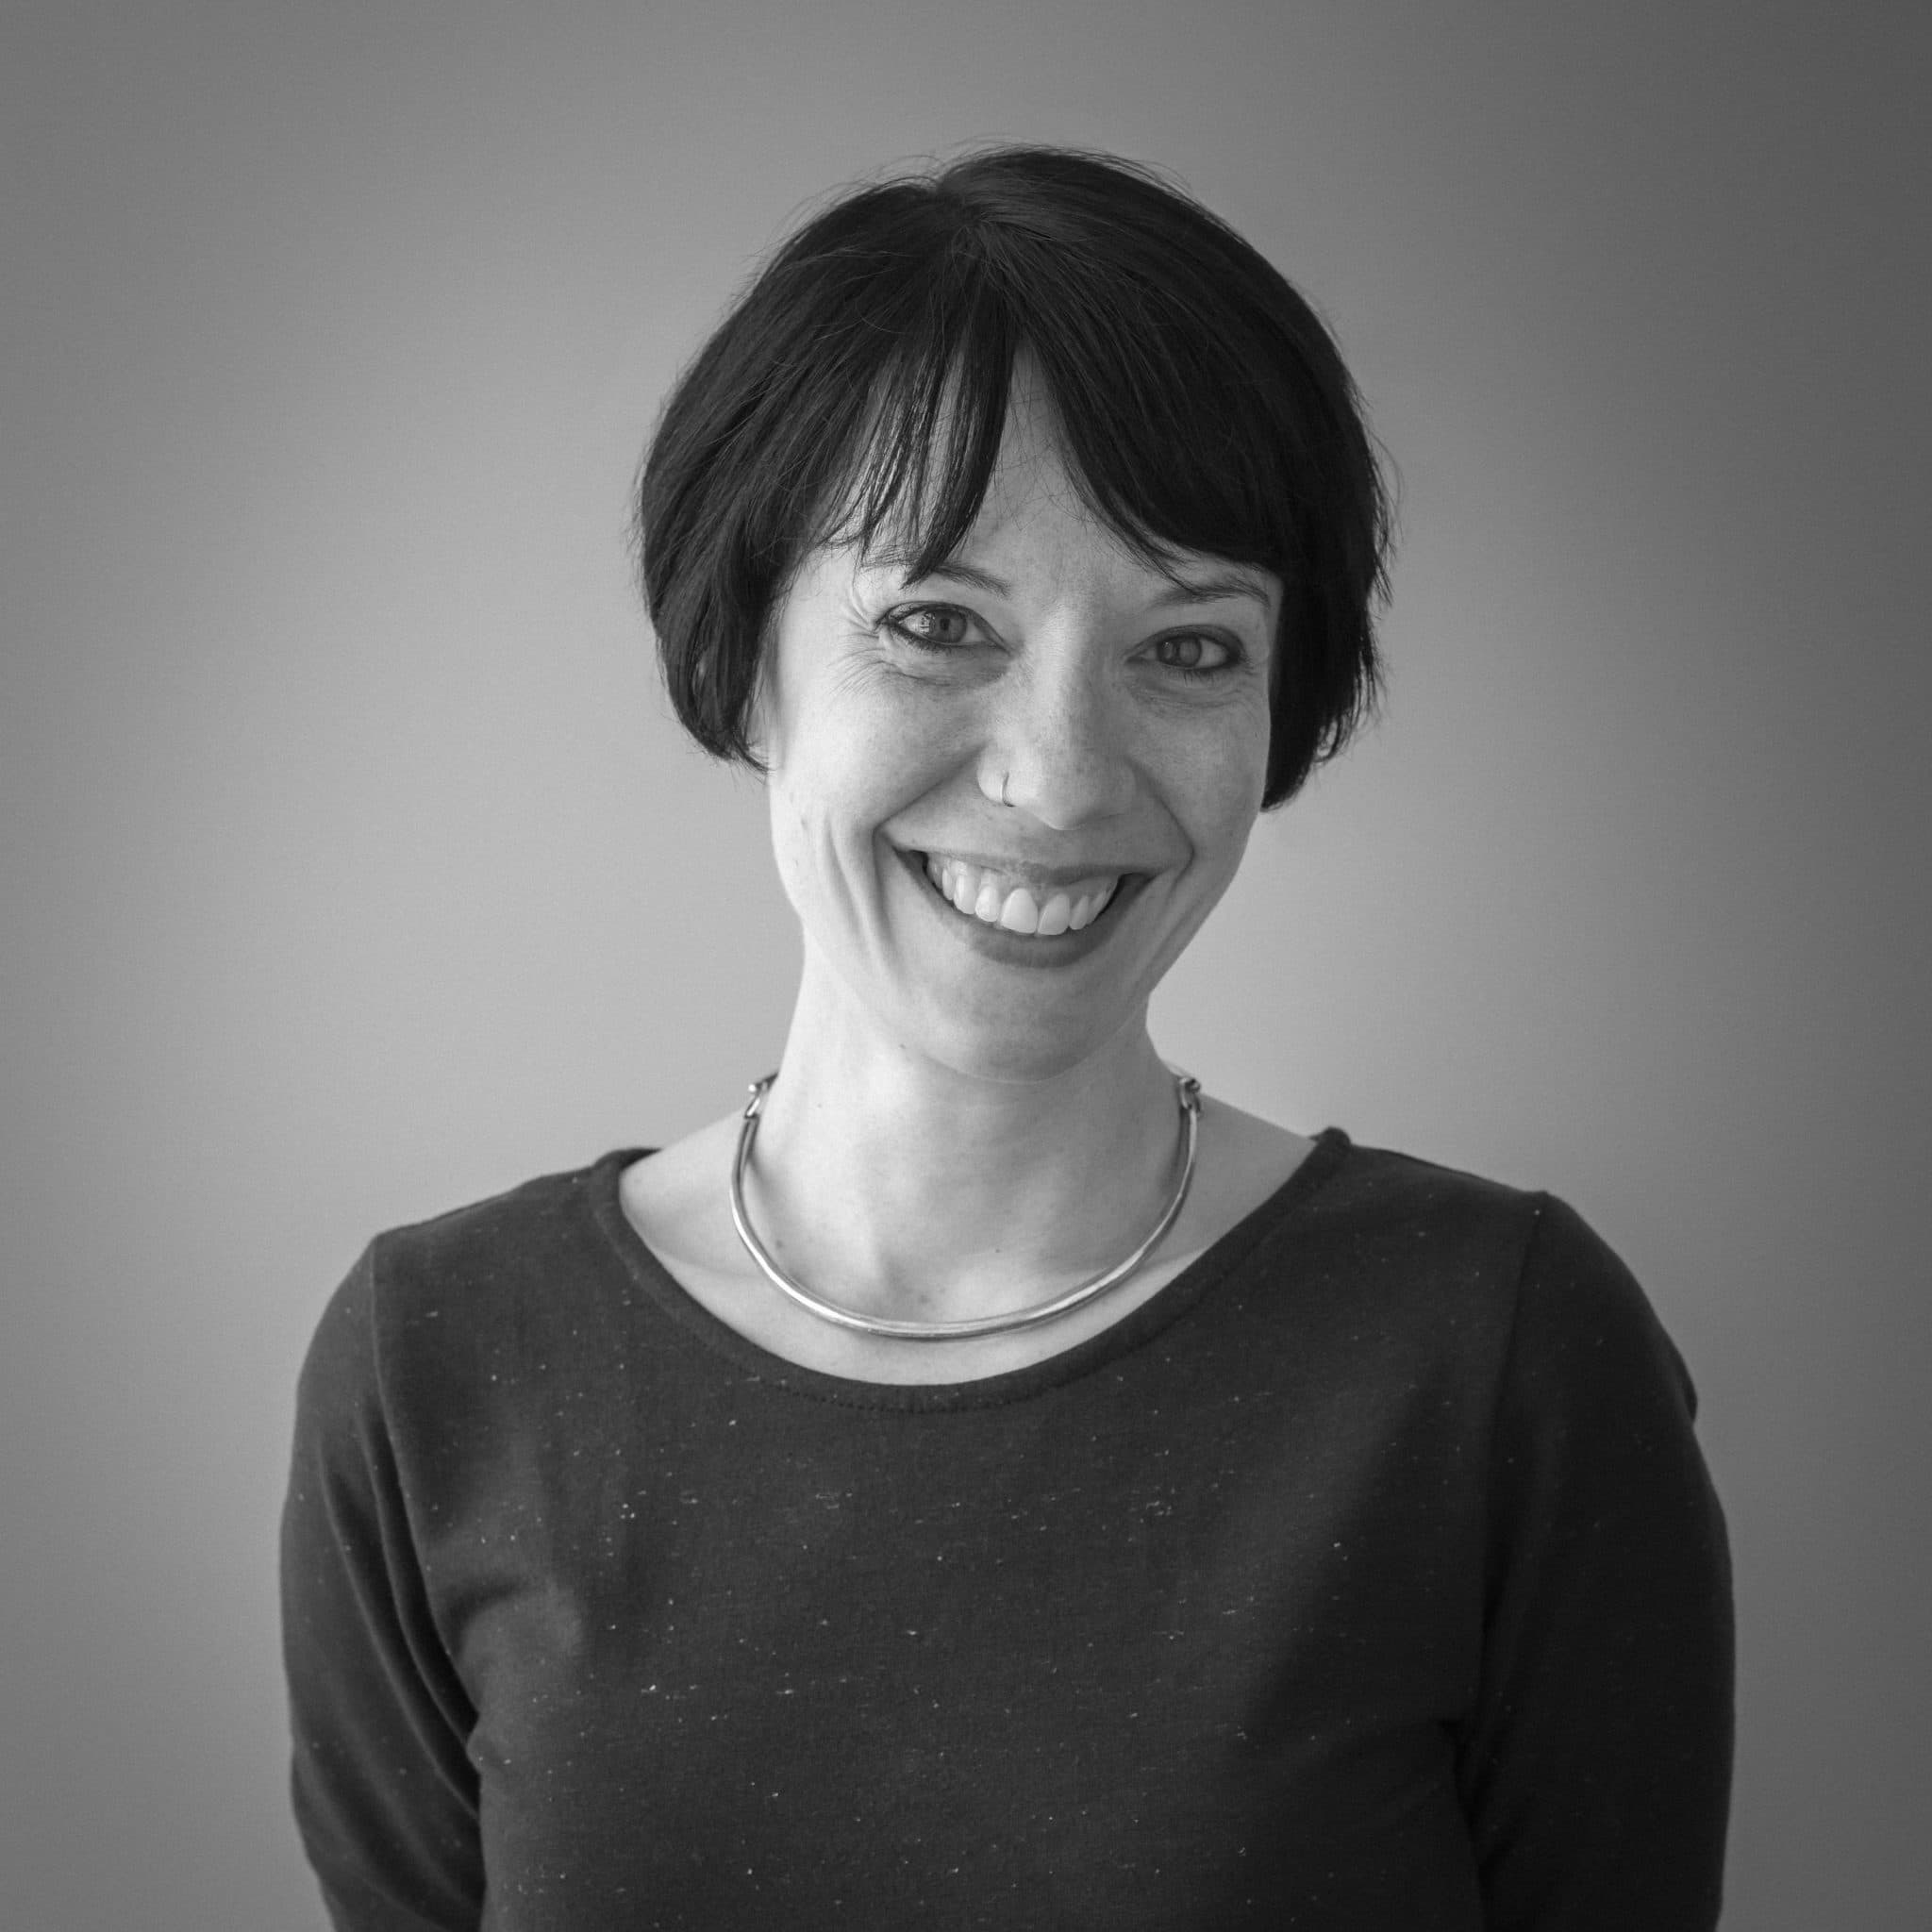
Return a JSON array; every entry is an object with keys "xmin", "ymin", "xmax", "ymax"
[
  {"xmin": 293, "ymin": 1152, "xmax": 645, "ymax": 1442},
  {"xmin": 370, "ymin": 1153, "xmax": 635, "ymax": 1291},
  {"xmin": 1292, "ymin": 1141, "xmax": 1716, "ymax": 1555},
  {"xmin": 1308, "ymin": 1132, "xmax": 1541, "ymax": 1239},
  {"xmin": 1307, "ymin": 1134, "xmax": 1644, "ymax": 1308},
  {"xmin": 366, "ymin": 1152, "xmax": 647, "ymax": 1330},
  {"xmin": 1251, "ymin": 1132, "xmax": 1696, "ymax": 1414},
  {"xmin": 1274, "ymin": 1133, "xmax": 1549, "ymax": 1333}
]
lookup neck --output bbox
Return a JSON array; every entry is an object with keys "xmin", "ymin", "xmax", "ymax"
[{"xmin": 747, "ymin": 973, "xmax": 1188, "ymax": 1326}]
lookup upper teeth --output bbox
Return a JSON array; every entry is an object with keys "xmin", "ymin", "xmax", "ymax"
[{"xmin": 922, "ymin": 855, "xmax": 1124, "ymax": 936}]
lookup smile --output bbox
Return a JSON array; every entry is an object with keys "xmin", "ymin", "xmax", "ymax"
[
  {"xmin": 920, "ymin": 854, "xmax": 1123, "ymax": 935},
  {"xmin": 895, "ymin": 845, "xmax": 1144, "ymax": 967}
]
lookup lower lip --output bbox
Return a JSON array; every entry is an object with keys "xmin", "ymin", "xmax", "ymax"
[{"xmin": 896, "ymin": 848, "xmax": 1141, "ymax": 970}]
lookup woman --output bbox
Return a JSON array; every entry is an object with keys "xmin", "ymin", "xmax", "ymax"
[{"xmin": 282, "ymin": 147, "xmax": 1733, "ymax": 1928}]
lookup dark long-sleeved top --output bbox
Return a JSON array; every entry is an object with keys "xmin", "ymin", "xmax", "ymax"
[{"xmin": 281, "ymin": 1128, "xmax": 1733, "ymax": 1929}]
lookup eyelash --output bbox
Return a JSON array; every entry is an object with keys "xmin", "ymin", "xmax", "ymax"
[
  {"xmin": 880, "ymin": 606, "xmax": 977, "ymax": 652},
  {"xmin": 878, "ymin": 605, "xmax": 1244, "ymax": 682}
]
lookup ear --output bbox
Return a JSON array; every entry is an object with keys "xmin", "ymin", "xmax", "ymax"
[{"xmin": 741, "ymin": 636, "xmax": 776, "ymax": 773}]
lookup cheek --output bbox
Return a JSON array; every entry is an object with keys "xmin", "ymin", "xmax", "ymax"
[
  {"xmin": 765, "ymin": 695, "xmax": 948, "ymax": 902},
  {"xmin": 1169, "ymin": 707, "xmax": 1271, "ymax": 855},
  {"xmin": 774, "ymin": 717, "xmax": 911, "ymax": 835},
  {"xmin": 789, "ymin": 675, "xmax": 968, "ymax": 808}
]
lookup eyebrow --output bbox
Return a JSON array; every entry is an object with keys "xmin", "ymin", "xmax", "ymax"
[
  {"xmin": 874, "ymin": 555, "xmax": 1274, "ymax": 609},
  {"xmin": 1150, "ymin": 570, "xmax": 1274, "ymax": 610},
  {"xmin": 891, "ymin": 558, "xmax": 1011, "ymax": 595}
]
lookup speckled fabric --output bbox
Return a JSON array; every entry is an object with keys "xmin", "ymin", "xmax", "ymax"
[{"xmin": 281, "ymin": 1130, "xmax": 1731, "ymax": 1929}]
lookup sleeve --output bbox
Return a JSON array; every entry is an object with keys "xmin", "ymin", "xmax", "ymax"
[
  {"xmin": 1455, "ymin": 1195, "xmax": 1735, "ymax": 1932},
  {"xmin": 280, "ymin": 1248, "xmax": 486, "ymax": 1931}
]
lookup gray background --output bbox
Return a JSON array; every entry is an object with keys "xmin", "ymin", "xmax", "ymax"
[{"xmin": 4, "ymin": 2, "xmax": 1926, "ymax": 1924}]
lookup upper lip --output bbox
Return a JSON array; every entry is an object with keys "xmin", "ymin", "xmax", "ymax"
[{"xmin": 904, "ymin": 845, "xmax": 1150, "ymax": 888}]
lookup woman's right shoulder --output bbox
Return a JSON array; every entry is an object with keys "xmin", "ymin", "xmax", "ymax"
[{"xmin": 295, "ymin": 1149, "xmax": 648, "ymax": 1415}]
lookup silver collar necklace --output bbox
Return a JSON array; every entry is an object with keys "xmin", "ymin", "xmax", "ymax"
[{"xmin": 727, "ymin": 1070, "xmax": 1204, "ymax": 1342}]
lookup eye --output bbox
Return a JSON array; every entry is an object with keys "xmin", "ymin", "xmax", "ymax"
[
  {"xmin": 881, "ymin": 604, "xmax": 976, "ymax": 650},
  {"xmin": 1150, "ymin": 632, "xmax": 1242, "ymax": 675}
]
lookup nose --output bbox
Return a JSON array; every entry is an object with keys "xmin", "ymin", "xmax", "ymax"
[{"xmin": 981, "ymin": 656, "xmax": 1138, "ymax": 828}]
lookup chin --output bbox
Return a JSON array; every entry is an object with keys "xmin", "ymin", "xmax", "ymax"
[{"xmin": 909, "ymin": 998, "xmax": 1135, "ymax": 1089}]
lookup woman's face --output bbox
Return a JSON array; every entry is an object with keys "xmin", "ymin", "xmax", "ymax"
[{"xmin": 758, "ymin": 383, "xmax": 1280, "ymax": 1084}]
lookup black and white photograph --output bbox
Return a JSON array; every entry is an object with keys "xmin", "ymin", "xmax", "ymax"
[{"xmin": 3, "ymin": 4, "xmax": 1924, "ymax": 1926}]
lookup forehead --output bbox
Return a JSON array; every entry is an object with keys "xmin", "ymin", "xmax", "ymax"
[
  {"xmin": 851, "ymin": 387, "xmax": 1276, "ymax": 609},
  {"xmin": 874, "ymin": 428, "xmax": 1125, "ymax": 578},
  {"xmin": 948, "ymin": 390, "xmax": 1101, "ymax": 548}
]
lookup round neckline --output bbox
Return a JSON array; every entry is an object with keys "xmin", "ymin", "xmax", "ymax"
[{"xmin": 586, "ymin": 1125, "xmax": 1354, "ymax": 1411}]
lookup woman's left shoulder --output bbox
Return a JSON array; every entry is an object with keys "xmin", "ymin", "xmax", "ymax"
[
  {"xmin": 1309, "ymin": 1133, "xmax": 1698, "ymax": 1415},
  {"xmin": 1282, "ymin": 1128, "xmax": 1692, "ymax": 1391},
  {"xmin": 1307, "ymin": 1132, "xmax": 1621, "ymax": 1275}
]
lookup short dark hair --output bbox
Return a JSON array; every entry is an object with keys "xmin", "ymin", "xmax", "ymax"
[{"xmin": 635, "ymin": 145, "xmax": 1391, "ymax": 809}]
